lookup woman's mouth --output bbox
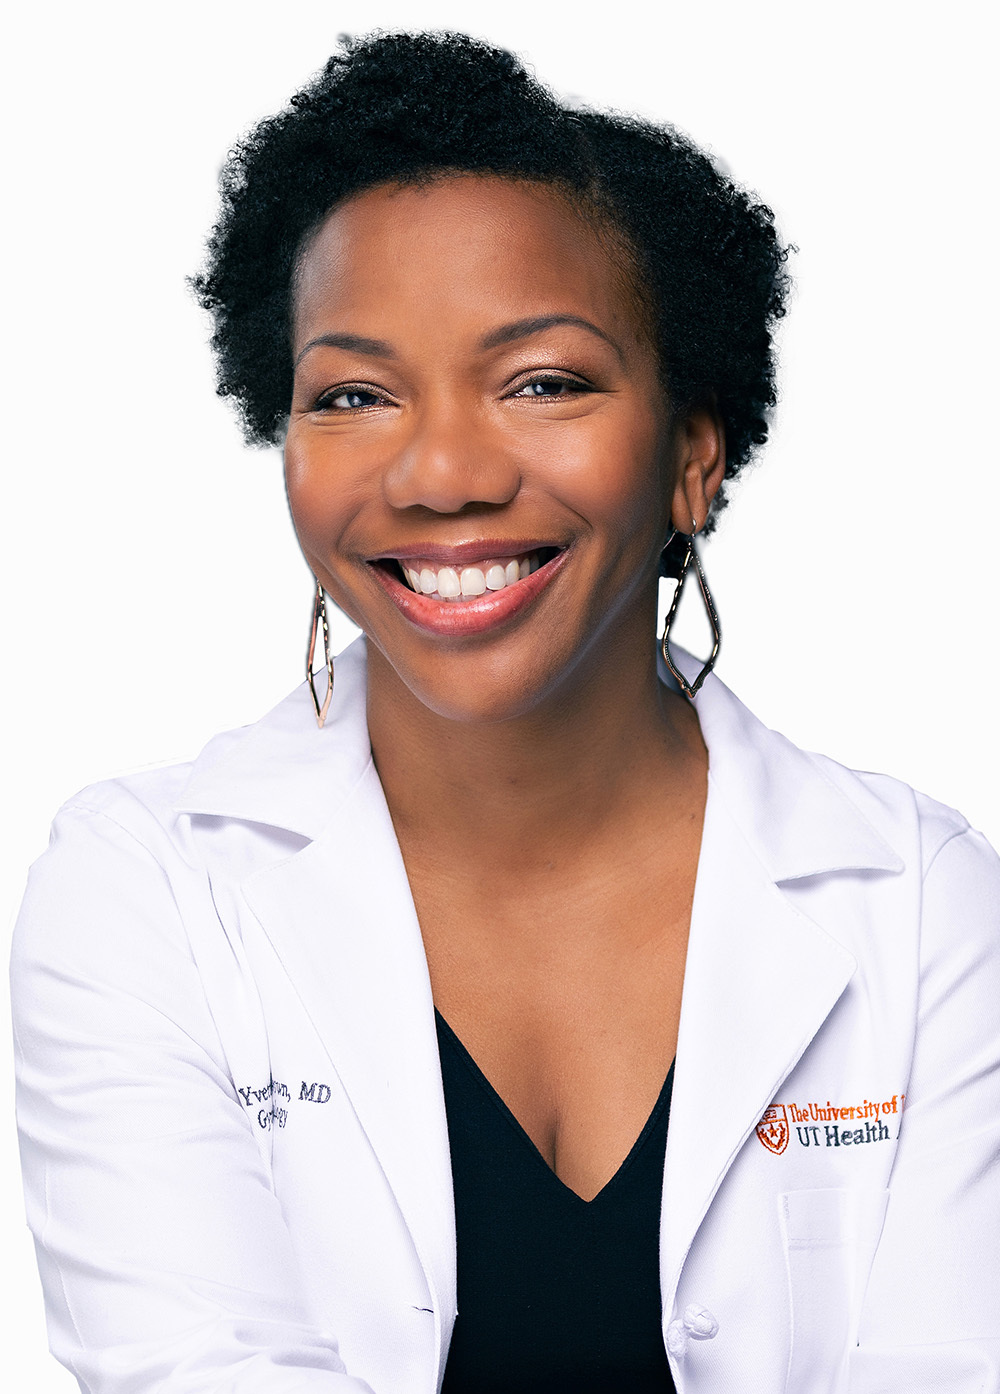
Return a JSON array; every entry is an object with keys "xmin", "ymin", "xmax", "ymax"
[
  {"xmin": 398, "ymin": 550, "xmax": 545, "ymax": 601},
  {"xmin": 368, "ymin": 545, "xmax": 566, "ymax": 636}
]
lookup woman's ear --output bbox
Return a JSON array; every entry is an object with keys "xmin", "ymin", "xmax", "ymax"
[{"xmin": 671, "ymin": 409, "xmax": 726, "ymax": 534}]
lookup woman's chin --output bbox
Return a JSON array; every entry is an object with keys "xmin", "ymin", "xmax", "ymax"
[{"xmin": 365, "ymin": 638, "xmax": 581, "ymax": 729}]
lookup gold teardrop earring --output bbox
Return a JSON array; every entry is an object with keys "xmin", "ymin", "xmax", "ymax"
[
  {"xmin": 659, "ymin": 518, "xmax": 721, "ymax": 699},
  {"xmin": 306, "ymin": 578, "xmax": 334, "ymax": 728}
]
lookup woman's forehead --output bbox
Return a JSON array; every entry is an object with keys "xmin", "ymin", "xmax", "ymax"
[{"xmin": 292, "ymin": 174, "xmax": 646, "ymax": 351}]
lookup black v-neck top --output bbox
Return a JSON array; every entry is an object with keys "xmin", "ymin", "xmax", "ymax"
[{"xmin": 436, "ymin": 1010, "xmax": 677, "ymax": 1393}]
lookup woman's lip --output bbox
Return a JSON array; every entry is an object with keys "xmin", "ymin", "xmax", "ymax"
[
  {"xmin": 368, "ymin": 539, "xmax": 560, "ymax": 567},
  {"xmin": 369, "ymin": 548, "xmax": 568, "ymax": 636}
]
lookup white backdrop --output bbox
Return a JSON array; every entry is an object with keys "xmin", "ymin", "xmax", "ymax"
[{"xmin": 3, "ymin": 0, "xmax": 997, "ymax": 1383}]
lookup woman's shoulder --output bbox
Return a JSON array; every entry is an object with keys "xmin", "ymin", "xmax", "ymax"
[
  {"xmin": 13, "ymin": 691, "xmax": 322, "ymax": 979},
  {"xmin": 39, "ymin": 719, "xmax": 264, "ymax": 870},
  {"xmin": 33, "ymin": 639, "xmax": 373, "ymax": 875},
  {"xmin": 803, "ymin": 745, "xmax": 976, "ymax": 877},
  {"xmin": 692, "ymin": 659, "xmax": 991, "ymax": 887}
]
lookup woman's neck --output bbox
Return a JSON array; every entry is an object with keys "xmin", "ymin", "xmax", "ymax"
[{"xmin": 365, "ymin": 624, "xmax": 704, "ymax": 870}]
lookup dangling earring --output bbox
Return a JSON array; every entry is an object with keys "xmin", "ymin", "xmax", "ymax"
[
  {"xmin": 660, "ymin": 520, "xmax": 721, "ymax": 700},
  {"xmin": 306, "ymin": 578, "xmax": 334, "ymax": 728}
]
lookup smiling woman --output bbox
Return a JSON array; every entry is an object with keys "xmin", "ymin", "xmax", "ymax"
[
  {"xmin": 285, "ymin": 175, "xmax": 702, "ymax": 722},
  {"xmin": 11, "ymin": 29, "xmax": 1000, "ymax": 1394}
]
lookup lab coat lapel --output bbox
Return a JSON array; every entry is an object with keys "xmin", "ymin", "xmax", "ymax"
[
  {"xmin": 241, "ymin": 767, "xmax": 455, "ymax": 1323},
  {"xmin": 660, "ymin": 780, "xmax": 857, "ymax": 1305},
  {"xmin": 656, "ymin": 651, "xmax": 900, "ymax": 1311}
]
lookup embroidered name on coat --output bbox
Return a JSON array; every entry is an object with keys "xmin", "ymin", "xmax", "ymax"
[
  {"xmin": 234, "ymin": 1076, "xmax": 337, "ymax": 1129},
  {"xmin": 756, "ymin": 1094, "xmax": 905, "ymax": 1152},
  {"xmin": 235, "ymin": 1077, "xmax": 291, "ymax": 1130}
]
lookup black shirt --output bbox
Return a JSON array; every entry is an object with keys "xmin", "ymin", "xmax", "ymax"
[{"xmin": 436, "ymin": 1010, "xmax": 677, "ymax": 1393}]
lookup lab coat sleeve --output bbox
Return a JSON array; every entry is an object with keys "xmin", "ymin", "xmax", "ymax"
[
  {"xmin": 10, "ymin": 799, "xmax": 377, "ymax": 1394},
  {"xmin": 848, "ymin": 826, "xmax": 1000, "ymax": 1392}
]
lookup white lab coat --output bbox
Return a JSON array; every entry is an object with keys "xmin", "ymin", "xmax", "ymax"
[{"xmin": 11, "ymin": 639, "xmax": 1000, "ymax": 1394}]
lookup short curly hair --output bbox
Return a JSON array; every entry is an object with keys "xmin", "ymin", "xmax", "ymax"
[{"xmin": 192, "ymin": 30, "xmax": 792, "ymax": 524}]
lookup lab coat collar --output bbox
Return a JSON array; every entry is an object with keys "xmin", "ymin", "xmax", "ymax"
[
  {"xmin": 670, "ymin": 647, "xmax": 904, "ymax": 881},
  {"xmin": 174, "ymin": 639, "xmax": 373, "ymax": 839},
  {"xmin": 174, "ymin": 637, "xmax": 904, "ymax": 882}
]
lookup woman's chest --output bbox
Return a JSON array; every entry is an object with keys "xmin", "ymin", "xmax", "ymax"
[
  {"xmin": 196, "ymin": 834, "xmax": 915, "ymax": 1394},
  {"xmin": 219, "ymin": 884, "xmax": 909, "ymax": 1394},
  {"xmin": 406, "ymin": 836, "xmax": 698, "ymax": 1201}
]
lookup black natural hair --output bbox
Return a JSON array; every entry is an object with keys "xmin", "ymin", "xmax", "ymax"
[{"xmin": 192, "ymin": 30, "xmax": 792, "ymax": 525}]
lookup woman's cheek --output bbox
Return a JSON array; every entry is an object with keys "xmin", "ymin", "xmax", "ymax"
[
  {"xmin": 556, "ymin": 413, "xmax": 670, "ymax": 539},
  {"xmin": 284, "ymin": 437, "xmax": 345, "ymax": 553}
]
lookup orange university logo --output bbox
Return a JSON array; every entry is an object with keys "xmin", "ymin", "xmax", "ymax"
[{"xmin": 756, "ymin": 1104, "xmax": 790, "ymax": 1155}]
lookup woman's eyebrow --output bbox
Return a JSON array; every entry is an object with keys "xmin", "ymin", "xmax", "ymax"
[
  {"xmin": 295, "ymin": 331, "xmax": 397, "ymax": 368},
  {"xmin": 478, "ymin": 314, "xmax": 625, "ymax": 365},
  {"xmin": 294, "ymin": 315, "xmax": 625, "ymax": 370}
]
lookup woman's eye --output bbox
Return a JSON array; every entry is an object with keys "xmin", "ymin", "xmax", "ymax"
[
  {"xmin": 315, "ymin": 387, "xmax": 384, "ymax": 411},
  {"xmin": 511, "ymin": 376, "xmax": 589, "ymax": 399}
]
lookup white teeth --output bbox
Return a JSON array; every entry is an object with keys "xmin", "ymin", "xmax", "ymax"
[
  {"xmin": 460, "ymin": 567, "xmax": 487, "ymax": 596},
  {"xmin": 437, "ymin": 566, "xmax": 461, "ymax": 598},
  {"xmin": 396, "ymin": 551, "xmax": 550, "ymax": 599}
]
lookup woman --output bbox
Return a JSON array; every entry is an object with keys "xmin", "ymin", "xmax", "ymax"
[{"xmin": 11, "ymin": 30, "xmax": 999, "ymax": 1394}]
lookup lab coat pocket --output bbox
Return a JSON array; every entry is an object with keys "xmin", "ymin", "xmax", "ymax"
[{"xmin": 779, "ymin": 1188, "xmax": 889, "ymax": 1394}]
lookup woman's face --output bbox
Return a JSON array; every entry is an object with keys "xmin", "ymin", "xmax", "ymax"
[{"xmin": 286, "ymin": 174, "xmax": 713, "ymax": 723}]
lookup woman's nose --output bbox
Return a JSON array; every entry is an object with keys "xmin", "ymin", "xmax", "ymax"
[{"xmin": 381, "ymin": 408, "xmax": 521, "ymax": 514}]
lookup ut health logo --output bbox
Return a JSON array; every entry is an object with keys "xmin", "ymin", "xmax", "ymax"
[
  {"xmin": 756, "ymin": 1094, "xmax": 901, "ymax": 1153},
  {"xmin": 756, "ymin": 1104, "xmax": 789, "ymax": 1155}
]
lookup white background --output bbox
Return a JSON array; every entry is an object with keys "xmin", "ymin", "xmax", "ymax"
[{"xmin": 3, "ymin": 0, "xmax": 997, "ymax": 1383}]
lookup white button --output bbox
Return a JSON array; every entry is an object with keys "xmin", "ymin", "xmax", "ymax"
[
  {"xmin": 666, "ymin": 1304, "xmax": 720, "ymax": 1359},
  {"xmin": 683, "ymin": 1302, "xmax": 719, "ymax": 1339}
]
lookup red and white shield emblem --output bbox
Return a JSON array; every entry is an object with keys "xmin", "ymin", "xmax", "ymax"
[{"xmin": 756, "ymin": 1104, "xmax": 789, "ymax": 1155}]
